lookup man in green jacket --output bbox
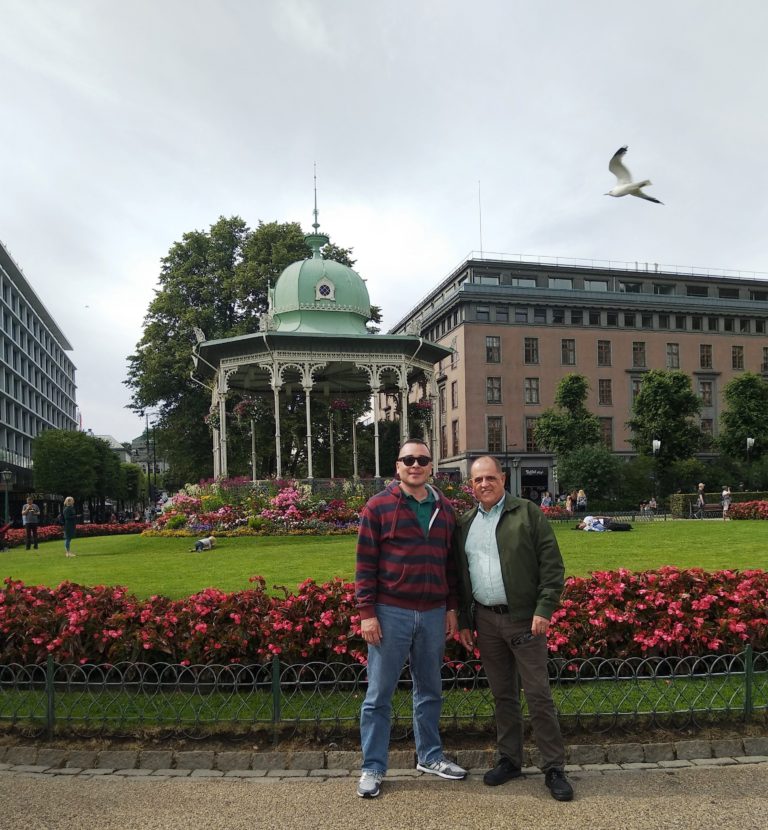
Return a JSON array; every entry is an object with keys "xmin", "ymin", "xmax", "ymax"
[{"xmin": 456, "ymin": 456, "xmax": 573, "ymax": 801}]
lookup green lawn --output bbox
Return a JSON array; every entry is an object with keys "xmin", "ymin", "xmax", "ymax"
[{"xmin": 1, "ymin": 520, "xmax": 765, "ymax": 600}]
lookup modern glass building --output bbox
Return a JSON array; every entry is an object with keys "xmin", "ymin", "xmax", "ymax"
[{"xmin": 1, "ymin": 240, "xmax": 77, "ymax": 516}]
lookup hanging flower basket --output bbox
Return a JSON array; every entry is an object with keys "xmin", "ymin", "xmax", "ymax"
[
  {"xmin": 329, "ymin": 399, "xmax": 351, "ymax": 412},
  {"xmin": 233, "ymin": 396, "xmax": 260, "ymax": 422},
  {"xmin": 204, "ymin": 408, "xmax": 221, "ymax": 431},
  {"xmin": 409, "ymin": 399, "xmax": 433, "ymax": 424}
]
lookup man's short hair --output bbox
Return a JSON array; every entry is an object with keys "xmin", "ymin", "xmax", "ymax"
[
  {"xmin": 397, "ymin": 438, "xmax": 431, "ymax": 457},
  {"xmin": 470, "ymin": 455, "xmax": 503, "ymax": 474}
]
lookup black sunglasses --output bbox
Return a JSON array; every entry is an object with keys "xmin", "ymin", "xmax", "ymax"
[{"xmin": 397, "ymin": 455, "xmax": 432, "ymax": 467}]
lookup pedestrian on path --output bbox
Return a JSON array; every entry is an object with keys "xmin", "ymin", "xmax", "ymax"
[
  {"xmin": 455, "ymin": 455, "xmax": 573, "ymax": 802},
  {"xmin": 355, "ymin": 438, "xmax": 467, "ymax": 799},
  {"xmin": 62, "ymin": 496, "xmax": 77, "ymax": 557},
  {"xmin": 21, "ymin": 496, "xmax": 40, "ymax": 550}
]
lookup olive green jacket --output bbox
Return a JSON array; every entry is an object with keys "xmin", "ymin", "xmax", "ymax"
[{"xmin": 454, "ymin": 494, "xmax": 565, "ymax": 630}]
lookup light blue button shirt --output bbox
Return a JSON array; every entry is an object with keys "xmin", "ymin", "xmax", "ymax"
[{"xmin": 465, "ymin": 496, "xmax": 508, "ymax": 606}]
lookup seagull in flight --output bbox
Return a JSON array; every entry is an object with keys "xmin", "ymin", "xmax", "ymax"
[{"xmin": 606, "ymin": 146, "xmax": 663, "ymax": 204}]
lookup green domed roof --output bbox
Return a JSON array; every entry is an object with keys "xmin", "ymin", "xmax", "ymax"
[{"xmin": 268, "ymin": 230, "xmax": 371, "ymax": 335}]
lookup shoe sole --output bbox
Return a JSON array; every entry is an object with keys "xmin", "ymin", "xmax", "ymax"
[
  {"xmin": 416, "ymin": 764, "xmax": 466, "ymax": 780},
  {"xmin": 357, "ymin": 787, "xmax": 380, "ymax": 798}
]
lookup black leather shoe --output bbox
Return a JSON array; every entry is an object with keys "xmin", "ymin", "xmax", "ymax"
[
  {"xmin": 545, "ymin": 768, "xmax": 574, "ymax": 801},
  {"xmin": 483, "ymin": 758, "xmax": 523, "ymax": 786}
]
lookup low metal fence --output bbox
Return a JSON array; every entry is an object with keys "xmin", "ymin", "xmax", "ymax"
[{"xmin": 0, "ymin": 648, "xmax": 765, "ymax": 739}]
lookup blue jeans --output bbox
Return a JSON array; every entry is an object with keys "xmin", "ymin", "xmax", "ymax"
[{"xmin": 360, "ymin": 604, "xmax": 446, "ymax": 773}]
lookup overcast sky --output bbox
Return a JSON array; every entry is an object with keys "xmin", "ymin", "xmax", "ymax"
[{"xmin": 3, "ymin": 1, "xmax": 768, "ymax": 441}]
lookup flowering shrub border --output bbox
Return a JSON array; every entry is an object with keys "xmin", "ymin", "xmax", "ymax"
[
  {"xmin": 728, "ymin": 500, "xmax": 768, "ymax": 520},
  {"xmin": 1, "ymin": 523, "xmax": 146, "ymax": 549},
  {"xmin": 1, "ymin": 567, "xmax": 766, "ymax": 666}
]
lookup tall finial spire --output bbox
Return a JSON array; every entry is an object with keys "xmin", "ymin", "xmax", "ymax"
[{"xmin": 305, "ymin": 162, "xmax": 329, "ymax": 258}]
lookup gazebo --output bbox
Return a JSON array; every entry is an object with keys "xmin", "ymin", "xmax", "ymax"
[{"xmin": 191, "ymin": 216, "xmax": 451, "ymax": 480}]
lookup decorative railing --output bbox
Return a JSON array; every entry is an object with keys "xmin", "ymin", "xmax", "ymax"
[{"xmin": 1, "ymin": 648, "xmax": 764, "ymax": 740}]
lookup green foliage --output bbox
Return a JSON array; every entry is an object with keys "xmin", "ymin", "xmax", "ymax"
[
  {"xmin": 534, "ymin": 374, "xmax": 601, "ymax": 456},
  {"xmin": 31, "ymin": 430, "xmax": 99, "ymax": 500},
  {"xmin": 717, "ymin": 372, "xmax": 768, "ymax": 461},
  {"xmin": 627, "ymin": 370, "xmax": 703, "ymax": 462},
  {"xmin": 557, "ymin": 445, "xmax": 621, "ymax": 501}
]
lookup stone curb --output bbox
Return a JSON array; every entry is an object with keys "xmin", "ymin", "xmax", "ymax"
[{"xmin": 0, "ymin": 738, "xmax": 767, "ymax": 772}]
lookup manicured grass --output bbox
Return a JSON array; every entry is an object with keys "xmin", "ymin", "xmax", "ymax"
[{"xmin": 1, "ymin": 520, "xmax": 765, "ymax": 600}]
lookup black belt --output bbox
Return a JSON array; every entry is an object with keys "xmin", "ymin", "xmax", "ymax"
[{"xmin": 477, "ymin": 602, "xmax": 509, "ymax": 615}]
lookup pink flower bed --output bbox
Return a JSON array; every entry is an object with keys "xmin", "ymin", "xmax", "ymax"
[
  {"xmin": 2, "ymin": 523, "xmax": 146, "ymax": 549},
  {"xmin": 1, "ymin": 567, "xmax": 766, "ymax": 666},
  {"xmin": 728, "ymin": 500, "xmax": 768, "ymax": 520}
]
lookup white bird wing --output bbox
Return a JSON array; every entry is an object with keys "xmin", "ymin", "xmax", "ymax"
[
  {"xmin": 631, "ymin": 190, "xmax": 663, "ymax": 205},
  {"xmin": 608, "ymin": 146, "xmax": 632, "ymax": 183}
]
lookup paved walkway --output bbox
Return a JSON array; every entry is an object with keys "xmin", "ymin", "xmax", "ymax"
[{"xmin": 1, "ymin": 758, "xmax": 767, "ymax": 829}]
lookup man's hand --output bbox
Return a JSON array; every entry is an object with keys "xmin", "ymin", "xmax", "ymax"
[
  {"xmin": 531, "ymin": 615, "xmax": 550, "ymax": 636},
  {"xmin": 459, "ymin": 628, "xmax": 475, "ymax": 651},
  {"xmin": 445, "ymin": 609, "xmax": 458, "ymax": 640},
  {"xmin": 361, "ymin": 617, "xmax": 382, "ymax": 646}
]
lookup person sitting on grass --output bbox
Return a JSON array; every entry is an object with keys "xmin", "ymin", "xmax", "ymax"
[{"xmin": 191, "ymin": 535, "xmax": 216, "ymax": 552}]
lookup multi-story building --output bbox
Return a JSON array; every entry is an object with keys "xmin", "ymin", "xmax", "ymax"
[
  {"xmin": 1, "ymin": 240, "xmax": 77, "ymax": 516},
  {"xmin": 390, "ymin": 254, "xmax": 768, "ymax": 500}
]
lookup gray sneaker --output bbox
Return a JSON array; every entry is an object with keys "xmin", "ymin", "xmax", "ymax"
[
  {"xmin": 416, "ymin": 758, "xmax": 467, "ymax": 780},
  {"xmin": 357, "ymin": 770, "xmax": 383, "ymax": 798}
]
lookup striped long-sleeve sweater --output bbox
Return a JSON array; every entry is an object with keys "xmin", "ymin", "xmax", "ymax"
[{"xmin": 355, "ymin": 481, "xmax": 459, "ymax": 620}]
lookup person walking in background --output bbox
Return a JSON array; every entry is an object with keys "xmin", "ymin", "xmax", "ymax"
[
  {"xmin": 576, "ymin": 489, "xmax": 587, "ymax": 513},
  {"xmin": 21, "ymin": 496, "xmax": 40, "ymax": 550},
  {"xmin": 695, "ymin": 483, "xmax": 706, "ymax": 519},
  {"xmin": 355, "ymin": 438, "xmax": 467, "ymax": 799},
  {"xmin": 721, "ymin": 485, "xmax": 732, "ymax": 520},
  {"xmin": 456, "ymin": 456, "xmax": 573, "ymax": 802},
  {"xmin": 62, "ymin": 496, "xmax": 77, "ymax": 557}
]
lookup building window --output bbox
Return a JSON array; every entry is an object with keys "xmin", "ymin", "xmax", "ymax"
[
  {"xmin": 597, "ymin": 340, "xmax": 612, "ymax": 367},
  {"xmin": 740, "ymin": 318, "xmax": 750, "ymax": 333},
  {"xmin": 658, "ymin": 314, "xmax": 669, "ymax": 329},
  {"xmin": 440, "ymin": 424, "xmax": 447, "ymax": 458},
  {"xmin": 699, "ymin": 380, "xmax": 713, "ymax": 406},
  {"xmin": 750, "ymin": 289, "xmax": 768, "ymax": 301},
  {"xmin": 724, "ymin": 318, "xmax": 735, "ymax": 332},
  {"xmin": 632, "ymin": 341, "xmax": 646, "ymax": 368},
  {"xmin": 763, "ymin": 346, "xmax": 768, "ymax": 372},
  {"xmin": 584, "ymin": 279, "xmax": 608, "ymax": 291},
  {"xmin": 476, "ymin": 274, "xmax": 500, "ymax": 286},
  {"xmin": 451, "ymin": 380, "xmax": 459, "ymax": 409},
  {"xmin": 515, "ymin": 307, "xmax": 528, "ymax": 323},
  {"xmin": 513, "ymin": 276, "xmax": 537, "ymax": 288},
  {"xmin": 549, "ymin": 277, "xmax": 573, "ymax": 289},
  {"xmin": 451, "ymin": 347, "xmax": 459, "ymax": 369},
  {"xmin": 439, "ymin": 385, "xmax": 446, "ymax": 417},
  {"xmin": 606, "ymin": 312, "xmax": 618, "ymax": 326},
  {"xmin": 675, "ymin": 315, "xmax": 687, "ymax": 330},
  {"xmin": 732, "ymin": 345, "xmax": 744, "ymax": 370},
  {"xmin": 700, "ymin": 344, "xmax": 713, "ymax": 369},
  {"xmin": 620, "ymin": 281, "xmax": 642, "ymax": 293},
  {"xmin": 525, "ymin": 417, "xmax": 539, "ymax": 452},
  {"xmin": 533, "ymin": 307, "xmax": 547, "ymax": 324},
  {"xmin": 719, "ymin": 287, "xmax": 739, "ymax": 300},
  {"xmin": 496, "ymin": 306, "xmax": 509, "ymax": 323},
  {"xmin": 666, "ymin": 342, "xmax": 680, "ymax": 369},
  {"xmin": 756, "ymin": 320, "xmax": 766, "ymax": 335},
  {"xmin": 599, "ymin": 417, "xmax": 613, "ymax": 449},
  {"xmin": 487, "ymin": 416, "xmax": 503, "ymax": 454},
  {"xmin": 552, "ymin": 309, "xmax": 565, "ymax": 324},
  {"xmin": 524, "ymin": 377, "xmax": 540, "ymax": 404},
  {"xmin": 642, "ymin": 313, "xmax": 653, "ymax": 329},
  {"xmin": 598, "ymin": 379, "xmax": 612, "ymax": 406},
  {"xmin": 631, "ymin": 377, "xmax": 642, "ymax": 401},
  {"xmin": 708, "ymin": 317, "xmax": 719, "ymax": 331},
  {"xmin": 570, "ymin": 309, "xmax": 583, "ymax": 325},
  {"xmin": 561, "ymin": 338, "xmax": 576, "ymax": 365},
  {"xmin": 654, "ymin": 284, "xmax": 674, "ymax": 295},
  {"xmin": 486, "ymin": 377, "xmax": 502, "ymax": 404},
  {"xmin": 451, "ymin": 420, "xmax": 459, "ymax": 456},
  {"xmin": 692, "ymin": 316, "xmax": 703, "ymax": 331},
  {"xmin": 486, "ymin": 335, "xmax": 501, "ymax": 363},
  {"xmin": 477, "ymin": 306, "xmax": 490, "ymax": 321},
  {"xmin": 524, "ymin": 337, "xmax": 539, "ymax": 364},
  {"xmin": 623, "ymin": 313, "xmax": 635, "ymax": 327},
  {"xmin": 589, "ymin": 310, "xmax": 600, "ymax": 325},
  {"xmin": 687, "ymin": 285, "xmax": 708, "ymax": 297},
  {"xmin": 700, "ymin": 418, "xmax": 713, "ymax": 438}
]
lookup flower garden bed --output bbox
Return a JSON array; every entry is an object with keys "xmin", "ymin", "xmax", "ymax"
[
  {"xmin": 1, "ymin": 567, "xmax": 765, "ymax": 667},
  {"xmin": 2, "ymin": 522, "xmax": 147, "ymax": 549}
]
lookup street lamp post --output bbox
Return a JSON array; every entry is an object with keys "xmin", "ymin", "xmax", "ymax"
[
  {"xmin": 511, "ymin": 457, "xmax": 520, "ymax": 498},
  {"xmin": 1, "ymin": 469, "xmax": 12, "ymax": 524}
]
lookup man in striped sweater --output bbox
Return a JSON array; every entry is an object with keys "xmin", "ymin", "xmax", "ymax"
[{"xmin": 355, "ymin": 439, "xmax": 467, "ymax": 798}]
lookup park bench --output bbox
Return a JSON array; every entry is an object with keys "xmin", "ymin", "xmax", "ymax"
[{"xmin": 688, "ymin": 501, "xmax": 723, "ymax": 518}]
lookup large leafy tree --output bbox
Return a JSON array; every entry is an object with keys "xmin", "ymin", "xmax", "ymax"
[
  {"xmin": 717, "ymin": 372, "xmax": 768, "ymax": 461},
  {"xmin": 32, "ymin": 430, "xmax": 99, "ymax": 501},
  {"xmin": 533, "ymin": 374, "xmax": 601, "ymax": 457},
  {"xmin": 125, "ymin": 217, "xmax": 371, "ymax": 483},
  {"xmin": 557, "ymin": 444, "xmax": 621, "ymax": 503},
  {"xmin": 627, "ymin": 370, "xmax": 702, "ymax": 463}
]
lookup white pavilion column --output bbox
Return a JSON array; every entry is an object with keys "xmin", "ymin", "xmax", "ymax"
[
  {"xmin": 399, "ymin": 386, "xmax": 410, "ymax": 444},
  {"xmin": 372, "ymin": 386, "xmax": 381, "ymax": 478},
  {"xmin": 272, "ymin": 385, "xmax": 283, "ymax": 478},
  {"xmin": 218, "ymin": 390, "xmax": 228, "ymax": 479},
  {"xmin": 304, "ymin": 383, "xmax": 314, "ymax": 479},
  {"xmin": 352, "ymin": 416, "xmax": 358, "ymax": 479},
  {"xmin": 250, "ymin": 419, "xmax": 257, "ymax": 482}
]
